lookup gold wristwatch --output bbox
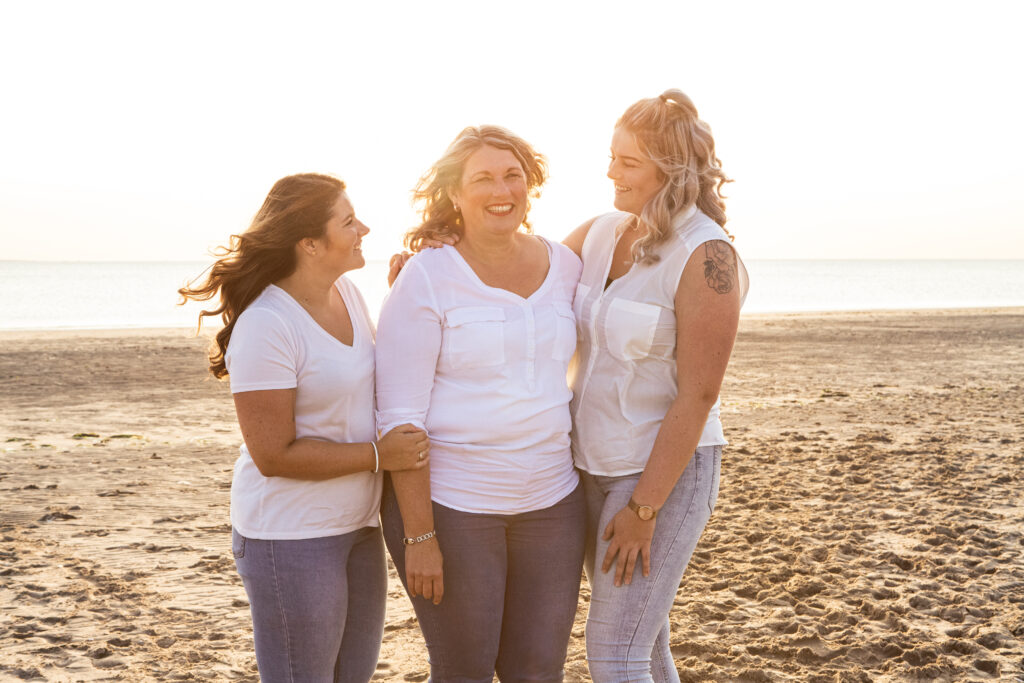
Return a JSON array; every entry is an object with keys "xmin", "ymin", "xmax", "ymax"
[{"xmin": 628, "ymin": 497, "xmax": 656, "ymax": 521}]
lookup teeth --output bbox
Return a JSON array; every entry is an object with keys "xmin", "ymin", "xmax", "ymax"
[
  {"xmin": 486, "ymin": 204, "xmax": 513, "ymax": 214},
  {"xmin": 615, "ymin": 185, "xmax": 630, "ymax": 192}
]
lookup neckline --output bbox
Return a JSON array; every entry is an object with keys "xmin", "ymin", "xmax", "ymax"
[
  {"xmin": 268, "ymin": 280, "xmax": 359, "ymax": 350},
  {"xmin": 601, "ymin": 206, "xmax": 700, "ymax": 292},
  {"xmin": 446, "ymin": 235, "xmax": 557, "ymax": 303},
  {"xmin": 602, "ymin": 216, "xmax": 636, "ymax": 292}
]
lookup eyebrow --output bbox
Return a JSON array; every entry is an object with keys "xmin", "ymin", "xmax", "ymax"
[
  {"xmin": 611, "ymin": 149, "xmax": 643, "ymax": 162},
  {"xmin": 470, "ymin": 167, "xmax": 523, "ymax": 180}
]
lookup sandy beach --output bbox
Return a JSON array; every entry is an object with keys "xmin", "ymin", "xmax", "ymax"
[{"xmin": 1, "ymin": 308, "xmax": 1022, "ymax": 681}]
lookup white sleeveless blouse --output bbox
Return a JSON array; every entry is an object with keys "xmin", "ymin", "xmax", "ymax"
[{"xmin": 569, "ymin": 208, "xmax": 749, "ymax": 476}]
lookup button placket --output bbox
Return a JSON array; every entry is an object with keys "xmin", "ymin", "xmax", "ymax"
[
  {"xmin": 524, "ymin": 302, "xmax": 536, "ymax": 390},
  {"xmin": 577, "ymin": 289, "xmax": 603, "ymax": 407}
]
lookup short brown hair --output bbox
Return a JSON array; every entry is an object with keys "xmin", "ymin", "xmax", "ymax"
[{"xmin": 404, "ymin": 125, "xmax": 547, "ymax": 251}]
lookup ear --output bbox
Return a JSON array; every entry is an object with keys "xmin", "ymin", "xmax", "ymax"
[
  {"xmin": 297, "ymin": 237, "xmax": 319, "ymax": 257},
  {"xmin": 446, "ymin": 188, "xmax": 461, "ymax": 212}
]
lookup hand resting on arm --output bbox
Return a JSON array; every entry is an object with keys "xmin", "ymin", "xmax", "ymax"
[{"xmin": 234, "ymin": 388, "xmax": 430, "ymax": 479}]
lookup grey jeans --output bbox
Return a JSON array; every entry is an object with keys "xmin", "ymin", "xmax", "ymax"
[
  {"xmin": 581, "ymin": 445, "xmax": 721, "ymax": 683},
  {"xmin": 232, "ymin": 526, "xmax": 387, "ymax": 683},
  {"xmin": 381, "ymin": 476, "xmax": 586, "ymax": 683}
]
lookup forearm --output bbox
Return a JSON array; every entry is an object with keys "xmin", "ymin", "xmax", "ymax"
[
  {"xmin": 390, "ymin": 467, "xmax": 435, "ymax": 536},
  {"xmin": 630, "ymin": 391, "xmax": 718, "ymax": 509},
  {"xmin": 256, "ymin": 438, "xmax": 376, "ymax": 480}
]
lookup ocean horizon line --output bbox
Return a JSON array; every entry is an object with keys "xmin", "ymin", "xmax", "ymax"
[
  {"xmin": 3, "ymin": 260, "xmax": 1023, "ymax": 330},
  {"xmin": 3, "ymin": 305, "xmax": 1022, "ymax": 335}
]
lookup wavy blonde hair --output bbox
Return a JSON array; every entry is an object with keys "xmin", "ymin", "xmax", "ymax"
[
  {"xmin": 618, "ymin": 89, "xmax": 733, "ymax": 264},
  {"xmin": 404, "ymin": 125, "xmax": 547, "ymax": 251},
  {"xmin": 178, "ymin": 173, "xmax": 345, "ymax": 378}
]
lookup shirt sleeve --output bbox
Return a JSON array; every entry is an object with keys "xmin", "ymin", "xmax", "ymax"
[
  {"xmin": 225, "ymin": 306, "xmax": 298, "ymax": 393},
  {"xmin": 375, "ymin": 258, "xmax": 442, "ymax": 434}
]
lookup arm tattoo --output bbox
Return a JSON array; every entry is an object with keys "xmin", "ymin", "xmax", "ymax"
[{"xmin": 702, "ymin": 241, "xmax": 736, "ymax": 294}]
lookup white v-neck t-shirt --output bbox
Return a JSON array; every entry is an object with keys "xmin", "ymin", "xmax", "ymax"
[
  {"xmin": 375, "ymin": 238, "xmax": 582, "ymax": 514},
  {"xmin": 225, "ymin": 277, "xmax": 380, "ymax": 539}
]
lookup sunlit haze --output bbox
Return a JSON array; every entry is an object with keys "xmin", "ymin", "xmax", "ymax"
[{"xmin": 2, "ymin": 1, "xmax": 1022, "ymax": 263}]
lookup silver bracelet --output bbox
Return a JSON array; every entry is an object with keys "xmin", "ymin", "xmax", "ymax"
[
  {"xmin": 370, "ymin": 441, "xmax": 379, "ymax": 474},
  {"xmin": 403, "ymin": 529, "xmax": 436, "ymax": 546}
]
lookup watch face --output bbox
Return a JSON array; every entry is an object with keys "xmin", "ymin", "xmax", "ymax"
[{"xmin": 638, "ymin": 506, "xmax": 654, "ymax": 521}]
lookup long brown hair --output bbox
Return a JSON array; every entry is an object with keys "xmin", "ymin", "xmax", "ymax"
[
  {"xmin": 178, "ymin": 173, "xmax": 345, "ymax": 378},
  {"xmin": 618, "ymin": 89, "xmax": 733, "ymax": 264},
  {"xmin": 404, "ymin": 125, "xmax": 547, "ymax": 251}
]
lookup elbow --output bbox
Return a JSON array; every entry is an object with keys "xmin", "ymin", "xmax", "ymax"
[
  {"xmin": 248, "ymin": 449, "xmax": 285, "ymax": 478},
  {"xmin": 697, "ymin": 387, "xmax": 721, "ymax": 408},
  {"xmin": 675, "ymin": 386, "xmax": 721, "ymax": 415}
]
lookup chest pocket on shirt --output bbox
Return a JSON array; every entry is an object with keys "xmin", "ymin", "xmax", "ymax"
[
  {"xmin": 603, "ymin": 298, "xmax": 663, "ymax": 361},
  {"xmin": 442, "ymin": 306, "xmax": 506, "ymax": 369},
  {"xmin": 552, "ymin": 302, "xmax": 577, "ymax": 361}
]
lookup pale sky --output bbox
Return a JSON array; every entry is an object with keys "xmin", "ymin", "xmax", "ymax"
[{"xmin": 2, "ymin": 0, "xmax": 1022, "ymax": 262}]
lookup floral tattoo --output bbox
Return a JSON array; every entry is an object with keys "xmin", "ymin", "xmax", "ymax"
[{"xmin": 702, "ymin": 241, "xmax": 736, "ymax": 294}]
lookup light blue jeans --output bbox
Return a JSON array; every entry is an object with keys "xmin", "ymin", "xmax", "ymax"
[
  {"xmin": 232, "ymin": 526, "xmax": 387, "ymax": 683},
  {"xmin": 581, "ymin": 445, "xmax": 721, "ymax": 683}
]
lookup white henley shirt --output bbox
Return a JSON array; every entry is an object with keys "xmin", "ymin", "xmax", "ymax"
[{"xmin": 375, "ymin": 238, "xmax": 582, "ymax": 514}]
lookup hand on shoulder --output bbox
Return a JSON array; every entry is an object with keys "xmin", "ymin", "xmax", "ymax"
[{"xmin": 387, "ymin": 234, "xmax": 460, "ymax": 287}]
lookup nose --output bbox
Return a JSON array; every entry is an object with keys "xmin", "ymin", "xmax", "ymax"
[
  {"xmin": 492, "ymin": 177, "xmax": 513, "ymax": 197},
  {"xmin": 358, "ymin": 221, "xmax": 370, "ymax": 236},
  {"xmin": 607, "ymin": 160, "xmax": 619, "ymax": 181}
]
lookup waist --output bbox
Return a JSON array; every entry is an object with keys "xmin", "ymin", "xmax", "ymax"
[
  {"xmin": 428, "ymin": 443, "xmax": 579, "ymax": 514},
  {"xmin": 231, "ymin": 449, "xmax": 382, "ymax": 539},
  {"xmin": 424, "ymin": 392, "xmax": 572, "ymax": 448},
  {"xmin": 571, "ymin": 401, "xmax": 725, "ymax": 475}
]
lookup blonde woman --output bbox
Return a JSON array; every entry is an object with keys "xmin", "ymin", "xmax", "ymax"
[
  {"xmin": 375, "ymin": 126, "xmax": 585, "ymax": 682},
  {"xmin": 562, "ymin": 90, "xmax": 749, "ymax": 682}
]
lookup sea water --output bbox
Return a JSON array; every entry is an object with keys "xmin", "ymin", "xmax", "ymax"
[{"xmin": 1, "ymin": 260, "xmax": 1022, "ymax": 330}]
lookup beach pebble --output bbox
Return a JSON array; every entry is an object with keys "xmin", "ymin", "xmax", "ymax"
[{"xmin": 93, "ymin": 657, "xmax": 127, "ymax": 669}]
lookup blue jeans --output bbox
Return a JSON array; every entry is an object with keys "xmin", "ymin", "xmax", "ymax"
[
  {"xmin": 581, "ymin": 446, "xmax": 721, "ymax": 683},
  {"xmin": 232, "ymin": 526, "xmax": 387, "ymax": 683},
  {"xmin": 381, "ymin": 476, "xmax": 586, "ymax": 682}
]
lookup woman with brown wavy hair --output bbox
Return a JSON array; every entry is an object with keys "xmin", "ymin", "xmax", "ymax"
[
  {"xmin": 180, "ymin": 173, "xmax": 429, "ymax": 682},
  {"xmin": 562, "ymin": 89, "xmax": 749, "ymax": 682}
]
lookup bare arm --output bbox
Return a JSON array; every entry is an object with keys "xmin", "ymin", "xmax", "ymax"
[
  {"xmin": 601, "ymin": 240, "xmax": 741, "ymax": 585},
  {"xmin": 561, "ymin": 216, "xmax": 599, "ymax": 258},
  {"xmin": 234, "ymin": 389, "xmax": 430, "ymax": 480}
]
